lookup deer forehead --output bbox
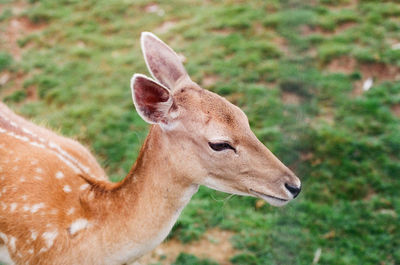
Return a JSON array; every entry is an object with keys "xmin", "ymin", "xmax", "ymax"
[{"xmin": 174, "ymin": 87, "xmax": 248, "ymax": 132}]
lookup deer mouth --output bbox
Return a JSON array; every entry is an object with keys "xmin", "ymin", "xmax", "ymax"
[{"xmin": 249, "ymin": 189, "xmax": 289, "ymax": 207}]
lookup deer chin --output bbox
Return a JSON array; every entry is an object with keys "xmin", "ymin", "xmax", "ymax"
[
  {"xmin": 202, "ymin": 177, "xmax": 250, "ymax": 197},
  {"xmin": 249, "ymin": 189, "xmax": 289, "ymax": 207}
]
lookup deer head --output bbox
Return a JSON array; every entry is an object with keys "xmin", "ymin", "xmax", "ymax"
[{"xmin": 131, "ymin": 32, "xmax": 301, "ymax": 206}]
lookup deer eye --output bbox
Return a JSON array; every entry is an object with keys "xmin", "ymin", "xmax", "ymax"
[{"xmin": 208, "ymin": 142, "xmax": 236, "ymax": 153}]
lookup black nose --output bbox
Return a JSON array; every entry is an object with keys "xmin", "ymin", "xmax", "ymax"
[{"xmin": 285, "ymin": 183, "xmax": 301, "ymax": 198}]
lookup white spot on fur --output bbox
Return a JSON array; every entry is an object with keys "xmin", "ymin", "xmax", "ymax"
[
  {"xmin": 30, "ymin": 230, "xmax": 38, "ymax": 241},
  {"xmin": 63, "ymin": 185, "xmax": 72, "ymax": 193},
  {"xmin": 20, "ymin": 177, "xmax": 26, "ymax": 182},
  {"xmin": 79, "ymin": 183, "xmax": 89, "ymax": 190},
  {"xmin": 22, "ymin": 127, "xmax": 34, "ymax": 136},
  {"xmin": 10, "ymin": 203, "xmax": 17, "ymax": 212},
  {"xmin": 31, "ymin": 203, "xmax": 45, "ymax": 213},
  {"xmin": 55, "ymin": 153, "xmax": 81, "ymax": 174},
  {"xmin": 35, "ymin": 168, "xmax": 43, "ymax": 174},
  {"xmin": 28, "ymin": 248, "xmax": 34, "ymax": 254},
  {"xmin": 42, "ymin": 230, "xmax": 58, "ymax": 249},
  {"xmin": 38, "ymin": 247, "xmax": 47, "ymax": 254},
  {"xmin": 9, "ymin": 121, "xmax": 17, "ymax": 127},
  {"xmin": 23, "ymin": 205, "xmax": 30, "ymax": 212},
  {"xmin": 1, "ymin": 202, "xmax": 6, "ymax": 210},
  {"xmin": 29, "ymin": 142, "xmax": 45, "ymax": 149},
  {"xmin": 67, "ymin": 207, "xmax": 75, "ymax": 215},
  {"xmin": 49, "ymin": 141, "xmax": 91, "ymax": 175},
  {"xmin": 9, "ymin": 236, "xmax": 16, "ymax": 252},
  {"xmin": 12, "ymin": 166, "xmax": 18, "ymax": 171},
  {"xmin": 34, "ymin": 176, "xmax": 43, "ymax": 181},
  {"xmin": 88, "ymin": 192, "xmax": 95, "ymax": 200},
  {"xmin": 69, "ymin": 219, "xmax": 89, "ymax": 235},
  {"xmin": 21, "ymin": 195, "xmax": 28, "ymax": 201},
  {"xmin": 6, "ymin": 131, "xmax": 15, "ymax": 138},
  {"xmin": 0, "ymin": 244, "xmax": 13, "ymax": 264},
  {"xmin": 30, "ymin": 159, "xmax": 38, "ymax": 165},
  {"xmin": 15, "ymin": 135, "xmax": 29, "ymax": 142},
  {"xmin": 170, "ymin": 109, "xmax": 179, "ymax": 119},
  {"xmin": 0, "ymin": 232, "xmax": 8, "ymax": 243},
  {"xmin": 55, "ymin": 171, "xmax": 64, "ymax": 179}
]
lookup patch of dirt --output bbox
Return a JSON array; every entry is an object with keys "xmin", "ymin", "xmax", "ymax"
[
  {"xmin": 144, "ymin": 3, "xmax": 165, "ymax": 16},
  {"xmin": 336, "ymin": 22, "xmax": 357, "ymax": 33},
  {"xmin": 306, "ymin": 46, "xmax": 318, "ymax": 58},
  {"xmin": 253, "ymin": 22, "xmax": 265, "ymax": 35},
  {"xmin": 391, "ymin": 104, "xmax": 400, "ymax": 118},
  {"xmin": 0, "ymin": 1, "xmax": 46, "ymax": 102},
  {"xmin": 25, "ymin": 82, "xmax": 38, "ymax": 101},
  {"xmin": 300, "ymin": 25, "xmax": 327, "ymax": 36},
  {"xmin": 320, "ymin": 0, "xmax": 359, "ymax": 11},
  {"xmin": 300, "ymin": 152, "xmax": 314, "ymax": 162},
  {"xmin": 2, "ymin": 16, "xmax": 46, "ymax": 61},
  {"xmin": 0, "ymin": 72, "xmax": 10, "ymax": 86},
  {"xmin": 271, "ymin": 35, "xmax": 290, "ymax": 56},
  {"xmin": 226, "ymin": 92, "xmax": 244, "ymax": 105},
  {"xmin": 138, "ymin": 228, "xmax": 237, "ymax": 265},
  {"xmin": 326, "ymin": 56, "xmax": 357, "ymax": 74},
  {"xmin": 155, "ymin": 21, "xmax": 177, "ymax": 34},
  {"xmin": 201, "ymin": 74, "xmax": 219, "ymax": 88},
  {"xmin": 359, "ymin": 63, "xmax": 400, "ymax": 81},
  {"xmin": 282, "ymin": 91, "xmax": 302, "ymax": 105},
  {"xmin": 325, "ymin": 57, "xmax": 400, "ymax": 97},
  {"xmin": 326, "ymin": 57, "xmax": 400, "ymax": 80},
  {"xmin": 301, "ymin": 22, "xmax": 357, "ymax": 37},
  {"xmin": 0, "ymin": 70, "xmax": 37, "ymax": 102},
  {"xmin": 0, "ymin": 1, "xmax": 26, "ymax": 16},
  {"xmin": 363, "ymin": 188, "xmax": 377, "ymax": 201},
  {"xmin": 211, "ymin": 28, "xmax": 233, "ymax": 36},
  {"xmin": 353, "ymin": 62, "xmax": 400, "ymax": 97},
  {"xmin": 352, "ymin": 81, "xmax": 364, "ymax": 97}
]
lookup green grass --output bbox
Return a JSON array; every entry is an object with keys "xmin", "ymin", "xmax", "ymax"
[{"xmin": 0, "ymin": 0, "xmax": 399, "ymax": 264}]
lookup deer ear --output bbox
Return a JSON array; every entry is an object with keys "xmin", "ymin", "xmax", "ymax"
[
  {"xmin": 141, "ymin": 32, "xmax": 188, "ymax": 90},
  {"xmin": 131, "ymin": 74, "xmax": 175, "ymax": 128}
]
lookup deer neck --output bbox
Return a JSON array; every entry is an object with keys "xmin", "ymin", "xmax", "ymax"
[{"xmin": 99, "ymin": 125, "xmax": 199, "ymax": 264}]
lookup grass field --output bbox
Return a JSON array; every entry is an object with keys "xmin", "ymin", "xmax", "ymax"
[{"xmin": 0, "ymin": 0, "xmax": 399, "ymax": 264}]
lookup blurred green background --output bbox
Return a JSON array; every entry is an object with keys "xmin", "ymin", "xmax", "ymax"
[{"xmin": 0, "ymin": 0, "xmax": 399, "ymax": 264}]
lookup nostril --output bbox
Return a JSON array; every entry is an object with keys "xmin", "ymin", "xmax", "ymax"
[{"xmin": 285, "ymin": 183, "xmax": 301, "ymax": 198}]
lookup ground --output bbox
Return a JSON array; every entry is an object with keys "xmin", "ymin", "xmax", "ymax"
[{"xmin": 0, "ymin": 0, "xmax": 399, "ymax": 264}]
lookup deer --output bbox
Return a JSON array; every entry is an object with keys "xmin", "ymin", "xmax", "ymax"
[{"xmin": 0, "ymin": 32, "xmax": 301, "ymax": 265}]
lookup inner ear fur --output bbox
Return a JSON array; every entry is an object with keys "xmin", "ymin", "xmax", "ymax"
[
  {"xmin": 131, "ymin": 74, "xmax": 173, "ymax": 125},
  {"xmin": 141, "ymin": 32, "xmax": 188, "ymax": 90}
]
